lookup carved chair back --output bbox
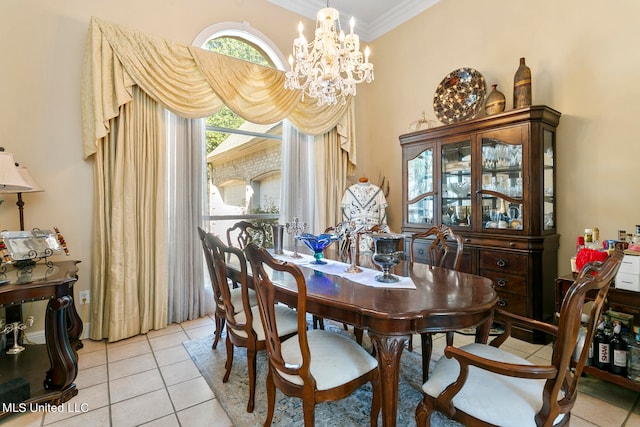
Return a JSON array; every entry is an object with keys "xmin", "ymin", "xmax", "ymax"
[
  {"xmin": 409, "ymin": 224, "xmax": 463, "ymax": 270},
  {"xmin": 226, "ymin": 220, "xmax": 266, "ymax": 249},
  {"xmin": 197, "ymin": 227, "xmax": 227, "ymax": 349},
  {"xmin": 205, "ymin": 232, "xmax": 255, "ymax": 339}
]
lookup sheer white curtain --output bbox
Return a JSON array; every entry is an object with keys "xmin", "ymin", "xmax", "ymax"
[
  {"xmin": 166, "ymin": 113, "xmax": 213, "ymax": 323},
  {"xmin": 280, "ymin": 121, "xmax": 319, "ymax": 242}
]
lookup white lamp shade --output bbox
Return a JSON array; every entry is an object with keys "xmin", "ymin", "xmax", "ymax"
[
  {"xmin": 0, "ymin": 152, "xmax": 32, "ymax": 192},
  {"xmin": 14, "ymin": 167, "xmax": 43, "ymax": 193}
]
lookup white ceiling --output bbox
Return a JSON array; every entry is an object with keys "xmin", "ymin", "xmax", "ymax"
[{"xmin": 267, "ymin": 0, "xmax": 440, "ymax": 42}]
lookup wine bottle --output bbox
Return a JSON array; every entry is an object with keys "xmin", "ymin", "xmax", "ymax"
[
  {"xmin": 628, "ymin": 326, "xmax": 640, "ymax": 381},
  {"xmin": 593, "ymin": 319, "xmax": 610, "ymax": 371},
  {"xmin": 610, "ymin": 322, "xmax": 628, "ymax": 376}
]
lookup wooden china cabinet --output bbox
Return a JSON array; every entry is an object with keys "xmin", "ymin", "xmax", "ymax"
[{"xmin": 400, "ymin": 105, "xmax": 561, "ymax": 343}]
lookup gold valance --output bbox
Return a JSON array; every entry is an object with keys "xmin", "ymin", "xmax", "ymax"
[{"xmin": 81, "ymin": 17, "xmax": 351, "ymax": 159}]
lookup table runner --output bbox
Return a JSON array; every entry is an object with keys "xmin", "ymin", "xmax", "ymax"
[{"xmin": 273, "ymin": 250, "xmax": 416, "ymax": 289}]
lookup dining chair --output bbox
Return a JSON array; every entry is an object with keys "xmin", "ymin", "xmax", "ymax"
[
  {"xmin": 415, "ymin": 250, "xmax": 623, "ymax": 427},
  {"xmin": 198, "ymin": 227, "xmax": 231, "ymax": 349},
  {"xmin": 244, "ymin": 243, "xmax": 381, "ymax": 427},
  {"xmin": 204, "ymin": 232, "xmax": 298, "ymax": 413},
  {"xmin": 226, "ymin": 220, "xmax": 267, "ymax": 249},
  {"xmin": 409, "ymin": 224, "xmax": 464, "ymax": 382},
  {"xmin": 198, "ymin": 227, "xmax": 259, "ymax": 349}
]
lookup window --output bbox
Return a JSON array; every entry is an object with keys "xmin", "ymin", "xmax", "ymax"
[{"xmin": 194, "ymin": 23, "xmax": 286, "ymax": 237}]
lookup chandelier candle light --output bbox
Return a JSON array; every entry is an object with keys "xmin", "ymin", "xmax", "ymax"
[{"xmin": 285, "ymin": 6, "xmax": 374, "ymax": 106}]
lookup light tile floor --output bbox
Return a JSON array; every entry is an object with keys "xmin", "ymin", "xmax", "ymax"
[{"xmin": 1, "ymin": 316, "xmax": 639, "ymax": 426}]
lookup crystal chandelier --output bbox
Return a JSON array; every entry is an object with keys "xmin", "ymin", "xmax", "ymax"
[{"xmin": 284, "ymin": 7, "xmax": 374, "ymax": 106}]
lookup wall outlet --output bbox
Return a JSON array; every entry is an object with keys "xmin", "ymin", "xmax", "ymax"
[{"xmin": 78, "ymin": 290, "xmax": 90, "ymax": 305}]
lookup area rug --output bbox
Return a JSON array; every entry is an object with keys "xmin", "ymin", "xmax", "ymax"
[{"xmin": 183, "ymin": 321, "xmax": 463, "ymax": 427}]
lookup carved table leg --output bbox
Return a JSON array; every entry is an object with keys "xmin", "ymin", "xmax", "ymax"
[
  {"xmin": 44, "ymin": 295, "xmax": 78, "ymax": 400},
  {"xmin": 66, "ymin": 283, "xmax": 84, "ymax": 350},
  {"xmin": 475, "ymin": 317, "xmax": 493, "ymax": 344},
  {"xmin": 369, "ymin": 333, "xmax": 410, "ymax": 427}
]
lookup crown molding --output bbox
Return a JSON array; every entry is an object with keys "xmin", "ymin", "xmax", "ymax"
[{"xmin": 268, "ymin": 0, "xmax": 439, "ymax": 42}]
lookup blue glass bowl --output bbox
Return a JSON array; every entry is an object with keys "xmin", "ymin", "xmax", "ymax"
[{"xmin": 296, "ymin": 233, "xmax": 338, "ymax": 264}]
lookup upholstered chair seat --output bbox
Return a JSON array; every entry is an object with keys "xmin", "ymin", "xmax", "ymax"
[
  {"xmin": 278, "ymin": 329, "xmax": 378, "ymax": 390},
  {"xmin": 422, "ymin": 343, "xmax": 566, "ymax": 427},
  {"xmin": 218, "ymin": 287, "xmax": 256, "ymax": 314},
  {"xmin": 233, "ymin": 304, "xmax": 298, "ymax": 340}
]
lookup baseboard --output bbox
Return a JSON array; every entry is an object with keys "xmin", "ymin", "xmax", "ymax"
[
  {"xmin": 24, "ymin": 329, "xmax": 45, "ymax": 345},
  {"xmin": 24, "ymin": 322, "xmax": 90, "ymax": 345}
]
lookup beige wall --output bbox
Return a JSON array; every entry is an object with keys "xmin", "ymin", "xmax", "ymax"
[
  {"xmin": 358, "ymin": 0, "xmax": 640, "ymax": 276},
  {"xmin": 0, "ymin": 0, "xmax": 637, "ymax": 334},
  {"xmin": 0, "ymin": 0, "xmax": 311, "ymax": 336}
]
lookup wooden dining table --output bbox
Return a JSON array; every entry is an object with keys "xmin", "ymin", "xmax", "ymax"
[{"xmin": 238, "ymin": 248, "xmax": 497, "ymax": 427}]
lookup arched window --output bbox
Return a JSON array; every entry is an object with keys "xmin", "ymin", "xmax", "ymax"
[{"xmin": 194, "ymin": 23, "xmax": 285, "ymax": 235}]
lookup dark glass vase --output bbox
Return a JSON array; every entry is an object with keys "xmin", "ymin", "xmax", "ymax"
[
  {"xmin": 371, "ymin": 234, "xmax": 404, "ymax": 283},
  {"xmin": 513, "ymin": 57, "xmax": 532, "ymax": 109}
]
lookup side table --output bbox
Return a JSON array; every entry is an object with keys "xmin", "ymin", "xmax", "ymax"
[{"xmin": 0, "ymin": 260, "xmax": 81, "ymax": 415}]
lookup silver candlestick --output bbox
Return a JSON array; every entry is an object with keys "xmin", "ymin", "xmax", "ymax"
[
  {"xmin": 1, "ymin": 316, "xmax": 34, "ymax": 354},
  {"xmin": 285, "ymin": 217, "xmax": 306, "ymax": 258},
  {"xmin": 344, "ymin": 221, "xmax": 364, "ymax": 273}
]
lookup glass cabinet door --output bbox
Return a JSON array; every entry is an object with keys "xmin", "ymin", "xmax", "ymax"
[
  {"xmin": 442, "ymin": 140, "xmax": 472, "ymax": 228},
  {"xmin": 480, "ymin": 136, "xmax": 524, "ymax": 231},
  {"xmin": 407, "ymin": 147, "xmax": 434, "ymax": 225},
  {"xmin": 543, "ymin": 129, "xmax": 555, "ymax": 231}
]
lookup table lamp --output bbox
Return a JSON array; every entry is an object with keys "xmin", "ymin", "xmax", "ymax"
[
  {"xmin": 0, "ymin": 148, "xmax": 33, "ymax": 348},
  {"xmin": 0, "ymin": 149, "xmax": 32, "ymax": 192},
  {"xmin": 0, "ymin": 165, "xmax": 44, "ymax": 231}
]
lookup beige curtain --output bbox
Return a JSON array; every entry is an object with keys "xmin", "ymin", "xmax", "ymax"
[
  {"xmin": 315, "ymin": 105, "xmax": 357, "ymax": 231},
  {"xmin": 82, "ymin": 17, "xmax": 357, "ymax": 341},
  {"xmin": 90, "ymin": 87, "xmax": 168, "ymax": 341}
]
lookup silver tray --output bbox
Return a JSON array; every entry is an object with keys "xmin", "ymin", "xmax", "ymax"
[
  {"xmin": 433, "ymin": 67, "xmax": 486, "ymax": 124},
  {"xmin": 0, "ymin": 229, "xmax": 63, "ymax": 261}
]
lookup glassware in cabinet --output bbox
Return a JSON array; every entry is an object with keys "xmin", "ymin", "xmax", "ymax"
[
  {"xmin": 441, "ymin": 140, "xmax": 472, "ymax": 228},
  {"xmin": 480, "ymin": 136, "xmax": 524, "ymax": 231},
  {"xmin": 543, "ymin": 129, "xmax": 555, "ymax": 231},
  {"xmin": 406, "ymin": 146, "xmax": 435, "ymax": 226}
]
